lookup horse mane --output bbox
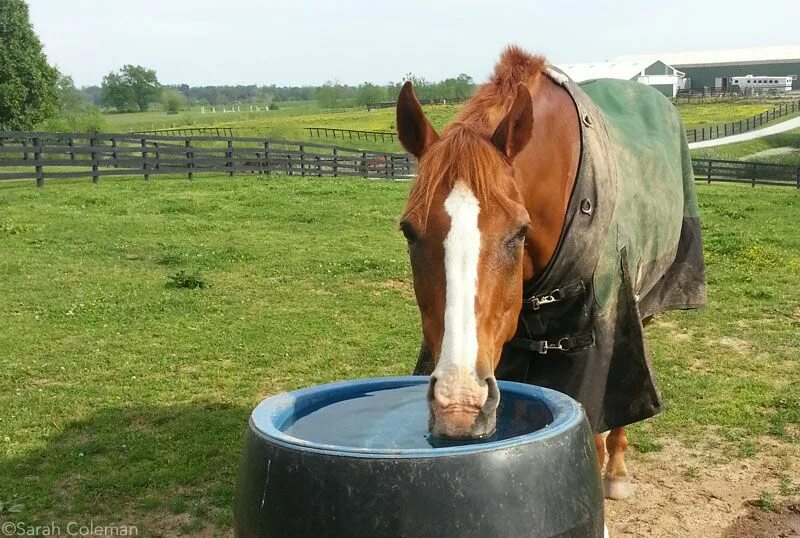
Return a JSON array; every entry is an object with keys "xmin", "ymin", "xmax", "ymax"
[{"xmin": 403, "ymin": 46, "xmax": 547, "ymax": 225}]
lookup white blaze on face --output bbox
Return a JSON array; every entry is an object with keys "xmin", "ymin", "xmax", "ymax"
[{"xmin": 434, "ymin": 181, "xmax": 481, "ymax": 384}]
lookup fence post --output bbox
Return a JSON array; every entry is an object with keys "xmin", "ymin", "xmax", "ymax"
[
  {"xmin": 33, "ymin": 137, "xmax": 43, "ymax": 187},
  {"xmin": 751, "ymin": 162, "xmax": 757, "ymax": 188},
  {"xmin": 90, "ymin": 136, "xmax": 99, "ymax": 184},
  {"xmin": 299, "ymin": 144, "xmax": 305, "ymax": 177},
  {"xmin": 185, "ymin": 138, "xmax": 193, "ymax": 180},
  {"xmin": 227, "ymin": 139, "xmax": 234, "ymax": 177},
  {"xmin": 264, "ymin": 141, "xmax": 270, "ymax": 173},
  {"xmin": 361, "ymin": 152, "xmax": 367, "ymax": 178},
  {"xmin": 68, "ymin": 138, "xmax": 75, "ymax": 160},
  {"xmin": 141, "ymin": 138, "xmax": 149, "ymax": 181},
  {"xmin": 154, "ymin": 142, "xmax": 161, "ymax": 172},
  {"xmin": 332, "ymin": 148, "xmax": 338, "ymax": 177},
  {"xmin": 315, "ymin": 155, "xmax": 321, "ymax": 177},
  {"xmin": 111, "ymin": 137, "xmax": 118, "ymax": 168},
  {"xmin": 706, "ymin": 160, "xmax": 712, "ymax": 184}
]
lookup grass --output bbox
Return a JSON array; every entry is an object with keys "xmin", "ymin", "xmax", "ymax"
[
  {"xmin": 675, "ymin": 100, "xmax": 787, "ymax": 132},
  {"xmin": 0, "ymin": 175, "xmax": 798, "ymax": 535},
  {"xmin": 96, "ymin": 97, "xmax": 800, "ymax": 157},
  {"xmin": 691, "ymin": 127, "xmax": 800, "ymax": 166}
]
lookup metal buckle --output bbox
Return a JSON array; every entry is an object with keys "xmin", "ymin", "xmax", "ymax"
[
  {"xmin": 530, "ymin": 289, "xmax": 560, "ymax": 310},
  {"xmin": 540, "ymin": 337, "xmax": 570, "ymax": 354}
]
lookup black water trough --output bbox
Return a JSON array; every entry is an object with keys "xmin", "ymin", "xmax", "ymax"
[{"xmin": 234, "ymin": 376, "xmax": 604, "ymax": 537}]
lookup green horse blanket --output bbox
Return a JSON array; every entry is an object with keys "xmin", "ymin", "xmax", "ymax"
[
  {"xmin": 415, "ymin": 72, "xmax": 707, "ymax": 433},
  {"xmin": 494, "ymin": 73, "xmax": 707, "ymax": 432}
]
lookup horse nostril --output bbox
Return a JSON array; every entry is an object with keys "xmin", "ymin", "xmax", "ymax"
[
  {"xmin": 483, "ymin": 376, "xmax": 500, "ymax": 413},
  {"xmin": 426, "ymin": 376, "xmax": 437, "ymax": 404}
]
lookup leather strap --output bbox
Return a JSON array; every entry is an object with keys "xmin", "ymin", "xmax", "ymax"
[
  {"xmin": 523, "ymin": 280, "xmax": 586, "ymax": 311},
  {"xmin": 509, "ymin": 332, "xmax": 595, "ymax": 355}
]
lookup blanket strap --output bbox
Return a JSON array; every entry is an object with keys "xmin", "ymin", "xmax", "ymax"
[
  {"xmin": 508, "ymin": 332, "xmax": 595, "ymax": 355},
  {"xmin": 523, "ymin": 280, "xmax": 586, "ymax": 311}
]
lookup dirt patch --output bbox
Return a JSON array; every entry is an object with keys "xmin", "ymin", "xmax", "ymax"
[
  {"xmin": 723, "ymin": 503, "xmax": 800, "ymax": 537},
  {"xmin": 122, "ymin": 512, "xmax": 225, "ymax": 538},
  {"xmin": 377, "ymin": 278, "xmax": 415, "ymax": 300},
  {"xmin": 605, "ymin": 439, "xmax": 800, "ymax": 537},
  {"xmin": 715, "ymin": 336, "xmax": 752, "ymax": 353}
]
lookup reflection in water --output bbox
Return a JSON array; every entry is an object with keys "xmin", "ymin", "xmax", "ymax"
[{"xmin": 281, "ymin": 384, "xmax": 553, "ymax": 450}]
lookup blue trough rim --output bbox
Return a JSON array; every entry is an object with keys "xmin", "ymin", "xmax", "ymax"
[{"xmin": 249, "ymin": 376, "xmax": 584, "ymax": 459}]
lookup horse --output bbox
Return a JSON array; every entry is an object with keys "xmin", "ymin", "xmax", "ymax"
[{"xmin": 396, "ymin": 46, "xmax": 706, "ymax": 501}]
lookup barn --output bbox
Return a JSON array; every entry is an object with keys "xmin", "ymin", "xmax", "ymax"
[
  {"xmin": 557, "ymin": 59, "xmax": 685, "ymax": 97},
  {"xmin": 616, "ymin": 45, "xmax": 800, "ymax": 92}
]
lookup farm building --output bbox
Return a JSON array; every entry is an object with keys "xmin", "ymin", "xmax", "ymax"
[
  {"xmin": 557, "ymin": 59, "xmax": 685, "ymax": 97},
  {"xmin": 616, "ymin": 45, "xmax": 800, "ymax": 92}
]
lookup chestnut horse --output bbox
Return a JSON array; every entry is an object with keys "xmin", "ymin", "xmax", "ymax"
[{"xmin": 395, "ymin": 48, "xmax": 669, "ymax": 501}]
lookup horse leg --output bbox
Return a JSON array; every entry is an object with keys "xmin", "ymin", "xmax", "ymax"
[
  {"xmin": 594, "ymin": 433, "xmax": 606, "ymax": 470},
  {"xmin": 604, "ymin": 426, "xmax": 633, "ymax": 500}
]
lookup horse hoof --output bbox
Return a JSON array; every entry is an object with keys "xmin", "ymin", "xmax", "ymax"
[{"xmin": 604, "ymin": 477, "xmax": 633, "ymax": 500}]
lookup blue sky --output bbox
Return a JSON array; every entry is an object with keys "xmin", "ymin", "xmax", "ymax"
[{"xmin": 28, "ymin": 0, "xmax": 800, "ymax": 87}]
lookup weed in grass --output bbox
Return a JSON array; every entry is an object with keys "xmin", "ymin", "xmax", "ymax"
[
  {"xmin": 778, "ymin": 474, "xmax": 799, "ymax": 496},
  {"xmin": 1, "ymin": 220, "xmax": 32, "ymax": 235},
  {"xmin": 753, "ymin": 491, "xmax": 777, "ymax": 512},
  {"xmin": 0, "ymin": 497, "xmax": 25, "ymax": 515},
  {"xmin": 683, "ymin": 466, "xmax": 700, "ymax": 480},
  {"xmin": 738, "ymin": 441, "xmax": 758, "ymax": 458},
  {"xmin": 166, "ymin": 270, "xmax": 206, "ymax": 289}
]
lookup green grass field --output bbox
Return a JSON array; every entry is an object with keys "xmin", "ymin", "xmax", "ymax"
[
  {"xmin": 691, "ymin": 127, "xmax": 800, "ymax": 166},
  {"xmin": 96, "ymin": 97, "xmax": 799, "ymax": 157},
  {"xmin": 1, "ymin": 175, "xmax": 798, "ymax": 535}
]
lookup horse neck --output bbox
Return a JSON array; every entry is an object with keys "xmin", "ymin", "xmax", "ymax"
[{"xmin": 514, "ymin": 75, "xmax": 581, "ymax": 279}]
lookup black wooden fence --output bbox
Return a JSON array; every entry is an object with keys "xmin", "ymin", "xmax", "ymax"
[
  {"xmin": 0, "ymin": 131, "xmax": 414, "ymax": 186},
  {"xmin": 307, "ymin": 127, "xmax": 396, "ymax": 143},
  {"xmin": 693, "ymin": 158, "xmax": 800, "ymax": 188},
  {"xmin": 686, "ymin": 98, "xmax": 800, "ymax": 143},
  {"xmin": 132, "ymin": 126, "xmax": 235, "ymax": 137}
]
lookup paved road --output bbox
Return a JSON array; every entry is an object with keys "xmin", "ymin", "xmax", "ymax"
[{"xmin": 688, "ymin": 115, "xmax": 800, "ymax": 149}]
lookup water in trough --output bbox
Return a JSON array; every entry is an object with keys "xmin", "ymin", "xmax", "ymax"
[{"xmin": 280, "ymin": 383, "xmax": 553, "ymax": 450}]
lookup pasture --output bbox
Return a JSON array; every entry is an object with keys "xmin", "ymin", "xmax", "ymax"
[
  {"xmin": 692, "ymin": 126, "xmax": 800, "ymax": 166},
  {"xmin": 0, "ymin": 175, "xmax": 798, "ymax": 536},
  {"xmin": 98, "ymin": 98, "xmax": 797, "ymax": 157}
]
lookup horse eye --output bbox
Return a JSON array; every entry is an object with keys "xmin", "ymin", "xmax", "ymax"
[
  {"xmin": 506, "ymin": 226, "xmax": 528, "ymax": 248},
  {"xmin": 400, "ymin": 223, "xmax": 418, "ymax": 244}
]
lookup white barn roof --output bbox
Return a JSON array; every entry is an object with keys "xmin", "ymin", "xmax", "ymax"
[
  {"xmin": 557, "ymin": 59, "xmax": 681, "ymax": 83},
  {"xmin": 616, "ymin": 45, "xmax": 800, "ymax": 68}
]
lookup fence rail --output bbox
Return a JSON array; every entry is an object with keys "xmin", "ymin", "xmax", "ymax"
[
  {"xmin": 131, "ymin": 126, "xmax": 235, "ymax": 138},
  {"xmin": 307, "ymin": 127, "xmax": 396, "ymax": 143},
  {"xmin": 693, "ymin": 158, "xmax": 800, "ymax": 188},
  {"xmin": 685, "ymin": 98, "xmax": 800, "ymax": 143},
  {"xmin": 0, "ymin": 131, "xmax": 414, "ymax": 186},
  {"xmin": 366, "ymin": 97, "xmax": 467, "ymax": 110}
]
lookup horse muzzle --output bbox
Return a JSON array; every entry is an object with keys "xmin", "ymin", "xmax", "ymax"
[{"xmin": 427, "ymin": 375, "xmax": 500, "ymax": 439}]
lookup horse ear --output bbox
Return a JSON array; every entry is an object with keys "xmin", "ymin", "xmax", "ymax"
[
  {"xmin": 396, "ymin": 81, "xmax": 439, "ymax": 158},
  {"xmin": 491, "ymin": 84, "xmax": 533, "ymax": 160}
]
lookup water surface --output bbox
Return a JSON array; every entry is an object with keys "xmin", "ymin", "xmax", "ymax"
[{"xmin": 281, "ymin": 384, "xmax": 553, "ymax": 449}]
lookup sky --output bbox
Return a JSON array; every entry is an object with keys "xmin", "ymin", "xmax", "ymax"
[{"xmin": 27, "ymin": 0, "xmax": 800, "ymax": 88}]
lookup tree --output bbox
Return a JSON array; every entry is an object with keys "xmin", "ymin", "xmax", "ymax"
[
  {"xmin": 55, "ymin": 74, "xmax": 89, "ymax": 114},
  {"xmin": 122, "ymin": 65, "xmax": 160, "ymax": 112},
  {"xmin": 316, "ymin": 81, "xmax": 347, "ymax": 109},
  {"xmin": 101, "ymin": 72, "xmax": 132, "ymax": 111},
  {"xmin": 100, "ymin": 65, "xmax": 160, "ymax": 112},
  {"xmin": 356, "ymin": 83, "xmax": 387, "ymax": 106},
  {"xmin": 161, "ymin": 88, "xmax": 186, "ymax": 113},
  {"xmin": 0, "ymin": 0, "xmax": 59, "ymax": 130}
]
